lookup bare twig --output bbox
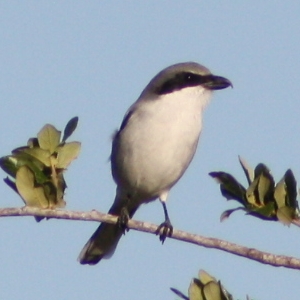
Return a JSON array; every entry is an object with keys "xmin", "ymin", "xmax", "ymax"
[{"xmin": 0, "ymin": 206, "xmax": 299, "ymax": 270}]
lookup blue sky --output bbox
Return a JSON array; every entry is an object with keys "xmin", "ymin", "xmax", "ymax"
[{"xmin": 0, "ymin": 2, "xmax": 300, "ymax": 299}]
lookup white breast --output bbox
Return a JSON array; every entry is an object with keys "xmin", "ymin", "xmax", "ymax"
[{"xmin": 112, "ymin": 85, "xmax": 212, "ymax": 202}]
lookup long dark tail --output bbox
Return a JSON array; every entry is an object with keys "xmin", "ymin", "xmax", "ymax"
[{"xmin": 78, "ymin": 197, "xmax": 137, "ymax": 265}]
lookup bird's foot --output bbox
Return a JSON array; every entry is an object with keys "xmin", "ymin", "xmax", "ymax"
[
  {"xmin": 156, "ymin": 219, "xmax": 173, "ymax": 244},
  {"xmin": 117, "ymin": 207, "xmax": 130, "ymax": 234}
]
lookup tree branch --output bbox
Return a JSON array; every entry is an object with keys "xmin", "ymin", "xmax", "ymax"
[{"xmin": 1, "ymin": 206, "xmax": 299, "ymax": 270}]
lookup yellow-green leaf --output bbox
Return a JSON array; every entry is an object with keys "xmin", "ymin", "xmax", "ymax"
[
  {"xmin": 277, "ymin": 207, "xmax": 294, "ymax": 225},
  {"xmin": 274, "ymin": 178, "xmax": 286, "ymax": 208},
  {"xmin": 43, "ymin": 180, "xmax": 66, "ymax": 208},
  {"xmin": 257, "ymin": 173, "xmax": 272, "ymax": 204},
  {"xmin": 37, "ymin": 124, "xmax": 61, "ymax": 153},
  {"xmin": 203, "ymin": 281, "xmax": 222, "ymax": 300},
  {"xmin": 246, "ymin": 177, "xmax": 259, "ymax": 206},
  {"xmin": 198, "ymin": 270, "xmax": 215, "ymax": 285},
  {"xmin": 13, "ymin": 147, "xmax": 51, "ymax": 166},
  {"xmin": 15, "ymin": 166, "xmax": 49, "ymax": 208},
  {"xmin": 188, "ymin": 280, "xmax": 203, "ymax": 300},
  {"xmin": 56, "ymin": 141, "xmax": 81, "ymax": 168}
]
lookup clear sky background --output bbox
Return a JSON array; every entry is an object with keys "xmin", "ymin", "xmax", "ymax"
[{"xmin": 0, "ymin": 2, "xmax": 300, "ymax": 300}]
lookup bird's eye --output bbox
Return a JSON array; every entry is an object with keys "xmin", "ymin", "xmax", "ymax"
[{"xmin": 184, "ymin": 73, "xmax": 196, "ymax": 82}]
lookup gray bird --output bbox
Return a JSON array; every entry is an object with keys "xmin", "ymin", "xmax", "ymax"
[{"xmin": 78, "ymin": 62, "xmax": 232, "ymax": 265}]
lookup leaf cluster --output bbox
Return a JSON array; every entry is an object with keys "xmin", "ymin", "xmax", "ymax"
[
  {"xmin": 209, "ymin": 157, "xmax": 300, "ymax": 225},
  {"xmin": 0, "ymin": 117, "xmax": 80, "ymax": 218},
  {"xmin": 171, "ymin": 270, "xmax": 234, "ymax": 300}
]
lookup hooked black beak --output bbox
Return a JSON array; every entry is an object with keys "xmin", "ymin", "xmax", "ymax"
[{"xmin": 202, "ymin": 75, "xmax": 233, "ymax": 90}]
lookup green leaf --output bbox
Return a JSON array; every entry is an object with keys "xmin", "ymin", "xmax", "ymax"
[
  {"xmin": 284, "ymin": 169, "xmax": 298, "ymax": 210},
  {"xmin": 62, "ymin": 116, "xmax": 79, "ymax": 143},
  {"xmin": 56, "ymin": 141, "xmax": 81, "ymax": 168},
  {"xmin": 0, "ymin": 153, "xmax": 49, "ymax": 184},
  {"xmin": 220, "ymin": 207, "xmax": 245, "ymax": 222},
  {"xmin": 274, "ymin": 169, "xmax": 299, "ymax": 221},
  {"xmin": 43, "ymin": 179, "xmax": 66, "ymax": 208},
  {"xmin": 188, "ymin": 280, "xmax": 204, "ymax": 300},
  {"xmin": 274, "ymin": 178, "xmax": 286, "ymax": 209},
  {"xmin": 0, "ymin": 156, "xmax": 20, "ymax": 177},
  {"xmin": 238, "ymin": 156, "xmax": 254, "ymax": 184},
  {"xmin": 253, "ymin": 164, "xmax": 274, "ymax": 205},
  {"xmin": 247, "ymin": 202, "xmax": 276, "ymax": 220},
  {"xmin": 219, "ymin": 281, "xmax": 233, "ymax": 300},
  {"xmin": 198, "ymin": 270, "xmax": 215, "ymax": 285},
  {"xmin": 210, "ymin": 157, "xmax": 300, "ymax": 225},
  {"xmin": 209, "ymin": 172, "xmax": 246, "ymax": 205},
  {"xmin": 170, "ymin": 288, "xmax": 189, "ymax": 300},
  {"xmin": 277, "ymin": 206, "xmax": 294, "ymax": 225},
  {"xmin": 203, "ymin": 281, "xmax": 222, "ymax": 300},
  {"xmin": 13, "ymin": 147, "xmax": 51, "ymax": 167},
  {"xmin": 15, "ymin": 166, "xmax": 49, "ymax": 208},
  {"xmin": 0, "ymin": 118, "xmax": 81, "ymax": 212},
  {"xmin": 27, "ymin": 137, "xmax": 39, "ymax": 148},
  {"xmin": 254, "ymin": 163, "xmax": 270, "ymax": 178},
  {"xmin": 257, "ymin": 172, "xmax": 274, "ymax": 205},
  {"xmin": 37, "ymin": 124, "xmax": 61, "ymax": 153},
  {"xmin": 246, "ymin": 177, "xmax": 259, "ymax": 206},
  {"xmin": 246, "ymin": 168, "xmax": 275, "ymax": 207}
]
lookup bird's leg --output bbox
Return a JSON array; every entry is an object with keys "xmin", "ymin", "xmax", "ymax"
[
  {"xmin": 117, "ymin": 207, "xmax": 130, "ymax": 235},
  {"xmin": 156, "ymin": 202, "xmax": 173, "ymax": 243}
]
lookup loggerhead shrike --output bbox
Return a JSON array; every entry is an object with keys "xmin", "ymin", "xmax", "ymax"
[{"xmin": 78, "ymin": 62, "xmax": 232, "ymax": 265}]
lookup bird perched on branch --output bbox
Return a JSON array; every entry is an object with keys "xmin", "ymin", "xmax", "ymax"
[{"xmin": 78, "ymin": 62, "xmax": 232, "ymax": 265}]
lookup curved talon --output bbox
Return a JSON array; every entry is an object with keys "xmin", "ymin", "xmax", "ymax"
[
  {"xmin": 117, "ymin": 207, "xmax": 130, "ymax": 234},
  {"xmin": 156, "ymin": 220, "xmax": 173, "ymax": 244}
]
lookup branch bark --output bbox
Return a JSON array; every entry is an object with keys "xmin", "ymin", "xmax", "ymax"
[{"xmin": 1, "ymin": 206, "xmax": 299, "ymax": 270}]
